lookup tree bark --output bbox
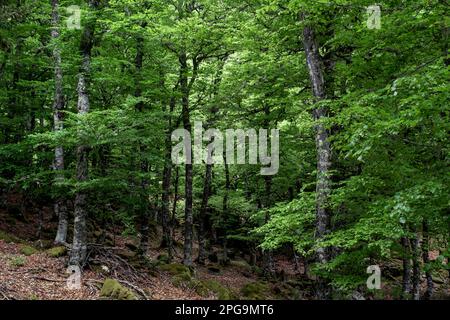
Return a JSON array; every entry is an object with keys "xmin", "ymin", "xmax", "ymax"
[
  {"xmin": 161, "ymin": 93, "xmax": 177, "ymax": 261},
  {"xmin": 51, "ymin": 0, "xmax": 68, "ymax": 245},
  {"xmin": 70, "ymin": 0, "xmax": 96, "ymax": 267},
  {"xmin": 301, "ymin": 15, "xmax": 332, "ymax": 299},
  {"xmin": 410, "ymin": 234, "xmax": 421, "ymax": 300},
  {"xmin": 422, "ymin": 221, "xmax": 433, "ymax": 299},
  {"xmin": 180, "ymin": 51, "xmax": 193, "ymax": 266},
  {"xmin": 197, "ymin": 59, "xmax": 225, "ymax": 264},
  {"xmin": 221, "ymin": 150, "xmax": 231, "ymax": 266},
  {"xmin": 197, "ymin": 162, "xmax": 212, "ymax": 264},
  {"xmin": 401, "ymin": 236, "xmax": 412, "ymax": 299}
]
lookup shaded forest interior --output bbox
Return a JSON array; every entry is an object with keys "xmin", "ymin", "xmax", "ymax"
[{"xmin": 0, "ymin": 0, "xmax": 448, "ymax": 300}]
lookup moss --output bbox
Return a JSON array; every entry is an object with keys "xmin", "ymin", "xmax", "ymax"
[
  {"xmin": 271, "ymin": 282, "xmax": 302, "ymax": 300},
  {"xmin": 171, "ymin": 271, "xmax": 193, "ymax": 287},
  {"xmin": 157, "ymin": 254, "xmax": 170, "ymax": 264},
  {"xmin": 20, "ymin": 245, "xmax": 38, "ymax": 256},
  {"xmin": 230, "ymin": 259, "xmax": 252, "ymax": 273},
  {"xmin": 159, "ymin": 263, "xmax": 191, "ymax": 276},
  {"xmin": 201, "ymin": 280, "xmax": 236, "ymax": 300},
  {"xmin": 100, "ymin": 278, "xmax": 137, "ymax": 300},
  {"xmin": 240, "ymin": 281, "xmax": 270, "ymax": 300},
  {"xmin": 46, "ymin": 246, "xmax": 67, "ymax": 258},
  {"xmin": 9, "ymin": 255, "xmax": 26, "ymax": 267}
]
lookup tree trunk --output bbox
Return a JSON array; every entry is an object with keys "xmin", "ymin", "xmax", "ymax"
[
  {"xmin": 70, "ymin": 1, "xmax": 96, "ymax": 267},
  {"xmin": 52, "ymin": 0, "xmax": 68, "ymax": 245},
  {"xmin": 197, "ymin": 59, "xmax": 225, "ymax": 264},
  {"xmin": 180, "ymin": 52, "xmax": 193, "ymax": 266},
  {"xmin": 171, "ymin": 166, "xmax": 180, "ymax": 229},
  {"xmin": 422, "ymin": 221, "xmax": 433, "ymax": 299},
  {"xmin": 401, "ymin": 236, "xmax": 412, "ymax": 299},
  {"xmin": 410, "ymin": 234, "xmax": 421, "ymax": 300},
  {"xmin": 301, "ymin": 15, "xmax": 332, "ymax": 299},
  {"xmin": 133, "ymin": 29, "xmax": 152, "ymax": 256},
  {"xmin": 221, "ymin": 150, "xmax": 230, "ymax": 266},
  {"xmin": 197, "ymin": 162, "xmax": 212, "ymax": 265},
  {"xmin": 161, "ymin": 94, "xmax": 176, "ymax": 261}
]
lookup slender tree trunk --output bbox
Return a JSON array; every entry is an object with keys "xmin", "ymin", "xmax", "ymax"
[
  {"xmin": 70, "ymin": 1, "xmax": 96, "ymax": 267},
  {"xmin": 197, "ymin": 59, "xmax": 225, "ymax": 264},
  {"xmin": 171, "ymin": 166, "xmax": 180, "ymax": 229},
  {"xmin": 133, "ymin": 29, "xmax": 152, "ymax": 256},
  {"xmin": 197, "ymin": 162, "xmax": 212, "ymax": 264},
  {"xmin": 221, "ymin": 151, "xmax": 230, "ymax": 266},
  {"xmin": 52, "ymin": 0, "xmax": 68, "ymax": 245},
  {"xmin": 180, "ymin": 52, "xmax": 193, "ymax": 266},
  {"xmin": 161, "ymin": 94, "xmax": 176, "ymax": 261},
  {"xmin": 301, "ymin": 15, "xmax": 332, "ymax": 299},
  {"xmin": 411, "ymin": 234, "xmax": 421, "ymax": 300},
  {"xmin": 422, "ymin": 221, "xmax": 433, "ymax": 299},
  {"xmin": 401, "ymin": 236, "xmax": 412, "ymax": 299}
]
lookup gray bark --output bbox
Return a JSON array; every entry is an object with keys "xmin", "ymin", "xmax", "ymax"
[
  {"xmin": 51, "ymin": 0, "xmax": 68, "ymax": 245},
  {"xmin": 301, "ymin": 15, "xmax": 332, "ymax": 299},
  {"xmin": 197, "ymin": 59, "xmax": 225, "ymax": 264},
  {"xmin": 422, "ymin": 221, "xmax": 433, "ymax": 299},
  {"xmin": 70, "ymin": 1, "xmax": 96, "ymax": 267},
  {"xmin": 401, "ymin": 236, "xmax": 412, "ymax": 298},
  {"xmin": 180, "ymin": 51, "xmax": 193, "ymax": 266},
  {"xmin": 411, "ymin": 234, "xmax": 421, "ymax": 300}
]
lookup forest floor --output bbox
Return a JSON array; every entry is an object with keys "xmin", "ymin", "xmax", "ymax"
[
  {"xmin": 0, "ymin": 193, "xmax": 448, "ymax": 300},
  {"xmin": 0, "ymin": 194, "xmax": 304, "ymax": 300}
]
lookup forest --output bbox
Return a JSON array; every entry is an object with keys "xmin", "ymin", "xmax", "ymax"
[{"xmin": 0, "ymin": 0, "xmax": 448, "ymax": 301}]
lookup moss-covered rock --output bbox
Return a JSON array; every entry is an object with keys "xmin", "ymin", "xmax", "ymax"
[
  {"xmin": 159, "ymin": 263, "xmax": 192, "ymax": 276},
  {"xmin": 207, "ymin": 264, "xmax": 221, "ymax": 275},
  {"xmin": 230, "ymin": 259, "xmax": 252, "ymax": 274},
  {"xmin": 46, "ymin": 246, "xmax": 67, "ymax": 257},
  {"xmin": 201, "ymin": 280, "xmax": 236, "ymax": 300},
  {"xmin": 240, "ymin": 281, "xmax": 270, "ymax": 300},
  {"xmin": 172, "ymin": 272, "xmax": 194, "ymax": 287},
  {"xmin": 100, "ymin": 278, "xmax": 137, "ymax": 300},
  {"xmin": 20, "ymin": 245, "xmax": 38, "ymax": 256}
]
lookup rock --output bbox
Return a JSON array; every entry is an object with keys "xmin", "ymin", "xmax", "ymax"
[
  {"xmin": 201, "ymin": 280, "xmax": 236, "ymax": 300},
  {"xmin": 207, "ymin": 264, "xmax": 221, "ymax": 275},
  {"xmin": 46, "ymin": 246, "xmax": 67, "ymax": 258},
  {"xmin": 230, "ymin": 259, "xmax": 252, "ymax": 274},
  {"xmin": 33, "ymin": 239, "xmax": 53, "ymax": 249},
  {"xmin": 159, "ymin": 263, "xmax": 192, "ymax": 276},
  {"xmin": 100, "ymin": 278, "xmax": 137, "ymax": 300},
  {"xmin": 240, "ymin": 281, "xmax": 270, "ymax": 300}
]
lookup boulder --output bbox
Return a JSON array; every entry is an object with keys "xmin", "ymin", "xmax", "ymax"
[{"xmin": 100, "ymin": 278, "xmax": 137, "ymax": 300}]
